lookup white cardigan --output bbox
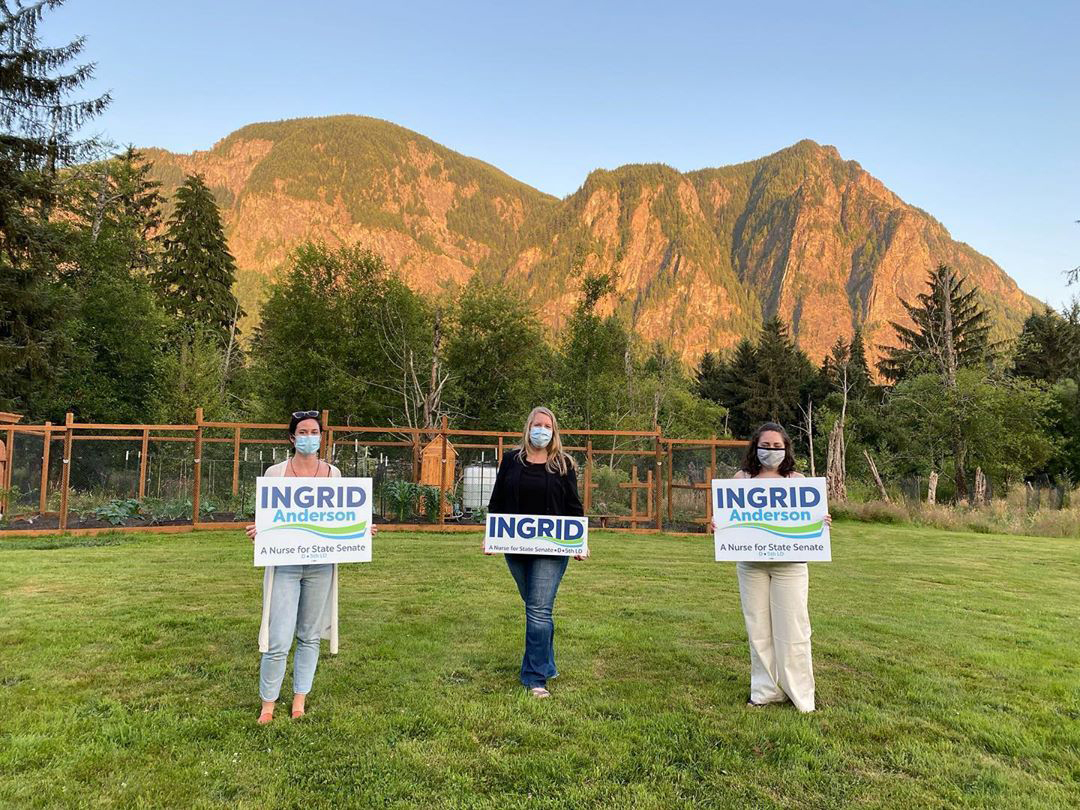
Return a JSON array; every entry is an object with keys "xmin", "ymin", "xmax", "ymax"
[{"xmin": 258, "ymin": 459, "xmax": 341, "ymax": 655}]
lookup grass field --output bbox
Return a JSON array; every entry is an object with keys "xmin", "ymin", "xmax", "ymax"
[{"xmin": 1, "ymin": 525, "xmax": 1078, "ymax": 809}]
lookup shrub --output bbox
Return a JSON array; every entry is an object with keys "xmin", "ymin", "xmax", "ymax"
[
  {"xmin": 383, "ymin": 480, "xmax": 419, "ymax": 522},
  {"xmin": 590, "ymin": 465, "xmax": 628, "ymax": 513},
  {"xmin": 88, "ymin": 498, "xmax": 142, "ymax": 526}
]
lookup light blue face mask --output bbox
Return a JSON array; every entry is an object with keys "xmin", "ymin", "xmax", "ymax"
[
  {"xmin": 529, "ymin": 426, "xmax": 553, "ymax": 448},
  {"xmin": 294, "ymin": 434, "xmax": 321, "ymax": 456}
]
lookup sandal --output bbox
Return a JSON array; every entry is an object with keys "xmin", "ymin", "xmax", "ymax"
[{"xmin": 528, "ymin": 687, "xmax": 551, "ymax": 699}]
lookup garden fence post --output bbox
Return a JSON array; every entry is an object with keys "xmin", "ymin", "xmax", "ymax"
[
  {"xmin": 59, "ymin": 412, "xmax": 73, "ymax": 531},
  {"xmin": 138, "ymin": 427, "xmax": 149, "ymax": 500},
  {"xmin": 584, "ymin": 439, "xmax": 593, "ymax": 513},
  {"xmin": 4, "ymin": 425, "xmax": 13, "ymax": 491},
  {"xmin": 654, "ymin": 427, "xmax": 663, "ymax": 530},
  {"xmin": 231, "ymin": 427, "xmax": 240, "ymax": 496},
  {"xmin": 666, "ymin": 443, "xmax": 674, "ymax": 523},
  {"xmin": 438, "ymin": 415, "xmax": 448, "ymax": 525},
  {"xmin": 321, "ymin": 409, "xmax": 332, "ymax": 463},
  {"xmin": 192, "ymin": 408, "xmax": 204, "ymax": 525},
  {"xmin": 646, "ymin": 469, "xmax": 654, "ymax": 526},
  {"xmin": 1, "ymin": 424, "xmax": 12, "ymax": 516},
  {"xmin": 38, "ymin": 421, "xmax": 52, "ymax": 515},
  {"xmin": 707, "ymin": 437, "xmax": 717, "ymax": 527}
]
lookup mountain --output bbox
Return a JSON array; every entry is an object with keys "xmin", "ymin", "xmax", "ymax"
[{"xmin": 143, "ymin": 115, "xmax": 1039, "ymax": 368}]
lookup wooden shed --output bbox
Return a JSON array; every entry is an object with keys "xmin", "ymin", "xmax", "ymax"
[{"xmin": 419, "ymin": 436, "xmax": 457, "ymax": 516}]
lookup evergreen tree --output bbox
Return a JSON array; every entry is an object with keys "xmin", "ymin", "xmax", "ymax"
[
  {"xmin": 1011, "ymin": 305, "xmax": 1080, "ymax": 384},
  {"xmin": 878, "ymin": 264, "xmax": 994, "ymax": 383},
  {"xmin": 694, "ymin": 351, "xmax": 725, "ymax": 403},
  {"xmin": 0, "ymin": 0, "xmax": 109, "ymax": 414},
  {"xmin": 53, "ymin": 149, "xmax": 167, "ymax": 421},
  {"xmin": 154, "ymin": 173, "xmax": 243, "ymax": 342},
  {"xmin": 716, "ymin": 338, "xmax": 758, "ymax": 438},
  {"xmin": 743, "ymin": 317, "xmax": 814, "ymax": 430},
  {"xmin": 822, "ymin": 329, "xmax": 871, "ymax": 401},
  {"xmin": 879, "ymin": 265, "xmax": 998, "ymax": 499}
]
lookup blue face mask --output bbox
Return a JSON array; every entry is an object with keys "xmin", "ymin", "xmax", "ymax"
[
  {"xmin": 294, "ymin": 434, "xmax": 321, "ymax": 456},
  {"xmin": 529, "ymin": 426, "xmax": 553, "ymax": 448}
]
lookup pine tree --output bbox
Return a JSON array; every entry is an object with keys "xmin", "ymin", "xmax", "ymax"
[
  {"xmin": 0, "ymin": 0, "xmax": 110, "ymax": 414},
  {"xmin": 1012, "ymin": 305, "xmax": 1080, "ymax": 384},
  {"xmin": 154, "ymin": 173, "xmax": 243, "ymax": 342},
  {"xmin": 877, "ymin": 264, "xmax": 994, "ymax": 383},
  {"xmin": 743, "ymin": 318, "xmax": 813, "ymax": 430},
  {"xmin": 715, "ymin": 338, "xmax": 760, "ymax": 438},
  {"xmin": 54, "ymin": 148, "xmax": 168, "ymax": 422},
  {"xmin": 823, "ymin": 329, "xmax": 871, "ymax": 400},
  {"xmin": 694, "ymin": 351, "xmax": 724, "ymax": 403},
  {"xmin": 879, "ymin": 265, "xmax": 996, "ymax": 500}
]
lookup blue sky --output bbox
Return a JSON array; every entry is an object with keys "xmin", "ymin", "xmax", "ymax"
[{"xmin": 47, "ymin": 0, "xmax": 1078, "ymax": 307}]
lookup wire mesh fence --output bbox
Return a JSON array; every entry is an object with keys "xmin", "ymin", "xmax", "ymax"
[{"xmin": 0, "ymin": 414, "xmax": 747, "ymax": 533}]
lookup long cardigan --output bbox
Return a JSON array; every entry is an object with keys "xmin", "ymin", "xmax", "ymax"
[
  {"xmin": 487, "ymin": 448, "xmax": 585, "ymax": 517},
  {"xmin": 257, "ymin": 459, "xmax": 341, "ymax": 655}
]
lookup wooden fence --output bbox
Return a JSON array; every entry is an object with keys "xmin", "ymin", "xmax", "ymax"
[{"xmin": 0, "ymin": 410, "xmax": 746, "ymax": 535}]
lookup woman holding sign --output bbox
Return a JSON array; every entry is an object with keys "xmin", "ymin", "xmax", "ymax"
[
  {"xmin": 487, "ymin": 406, "xmax": 585, "ymax": 699},
  {"xmin": 718, "ymin": 422, "xmax": 828, "ymax": 713},
  {"xmin": 245, "ymin": 410, "xmax": 376, "ymax": 724}
]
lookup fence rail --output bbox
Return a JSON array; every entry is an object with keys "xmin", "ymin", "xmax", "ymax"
[{"xmin": 0, "ymin": 411, "xmax": 747, "ymax": 535}]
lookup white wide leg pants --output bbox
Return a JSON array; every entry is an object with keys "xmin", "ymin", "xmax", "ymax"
[{"xmin": 736, "ymin": 561, "xmax": 815, "ymax": 712}]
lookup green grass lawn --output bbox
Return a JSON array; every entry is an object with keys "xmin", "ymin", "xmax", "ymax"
[{"xmin": 1, "ymin": 525, "xmax": 1077, "ymax": 809}]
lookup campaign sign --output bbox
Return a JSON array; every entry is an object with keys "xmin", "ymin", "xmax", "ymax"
[
  {"xmin": 254, "ymin": 476, "xmax": 373, "ymax": 566},
  {"xmin": 712, "ymin": 477, "xmax": 831, "ymax": 562},
  {"xmin": 484, "ymin": 513, "xmax": 589, "ymax": 556}
]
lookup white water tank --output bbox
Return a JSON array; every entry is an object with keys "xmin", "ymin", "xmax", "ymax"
[{"xmin": 463, "ymin": 463, "xmax": 498, "ymax": 511}]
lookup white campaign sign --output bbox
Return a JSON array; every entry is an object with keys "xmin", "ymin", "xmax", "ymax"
[
  {"xmin": 484, "ymin": 513, "xmax": 589, "ymax": 556},
  {"xmin": 712, "ymin": 477, "xmax": 831, "ymax": 562},
  {"xmin": 254, "ymin": 476, "xmax": 373, "ymax": 566}
]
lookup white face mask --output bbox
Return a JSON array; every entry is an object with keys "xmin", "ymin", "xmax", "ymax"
[{"xmin": 756, "ymin": 448, "xmax": 785, "ymax": 469}]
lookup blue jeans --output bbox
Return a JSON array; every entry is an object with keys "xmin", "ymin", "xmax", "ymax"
[
  {"xmin": 259, "ymin": 564, "xmax": 333, "ymax": 702},
  {"xmin": 505, "ymin": 554, "xmax": 569, "ymax": 688}
]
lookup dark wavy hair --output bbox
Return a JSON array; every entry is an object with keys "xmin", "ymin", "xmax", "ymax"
[{"xmin": 740, "ymin": 422, "xmax": 796, "ymax": 477}]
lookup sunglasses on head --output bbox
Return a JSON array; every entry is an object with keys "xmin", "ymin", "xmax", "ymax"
[{"xmin": 292, "ymin": 410, "xmax": 319, "ymax": 419}]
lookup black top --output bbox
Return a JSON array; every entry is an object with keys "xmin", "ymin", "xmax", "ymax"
[
  {"xmin": 518, "ymin": 460, "xmax": 550, "ymax": 515},
  {"xmin": 487, "ymin": 449, "xmax": 585, "ymax": 517}
]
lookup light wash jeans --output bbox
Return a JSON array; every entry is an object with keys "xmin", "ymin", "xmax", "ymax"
[
  {"xmin": 258, "ymin": 564, "xmax": 334, "ymax": 702},
  {"xmin": 505, "ymin": 554, "xmax": 569, "ymax": 688}
]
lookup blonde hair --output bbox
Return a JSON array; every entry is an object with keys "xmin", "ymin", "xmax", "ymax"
[{"xmin": 517, "ymin": 406, "xmax": 576, "ymax": 475}]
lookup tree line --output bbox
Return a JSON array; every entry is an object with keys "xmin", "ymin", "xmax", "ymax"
[{"xmin": 2, "ymin": 1, "xmax": 1077, "ymax": 503}]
